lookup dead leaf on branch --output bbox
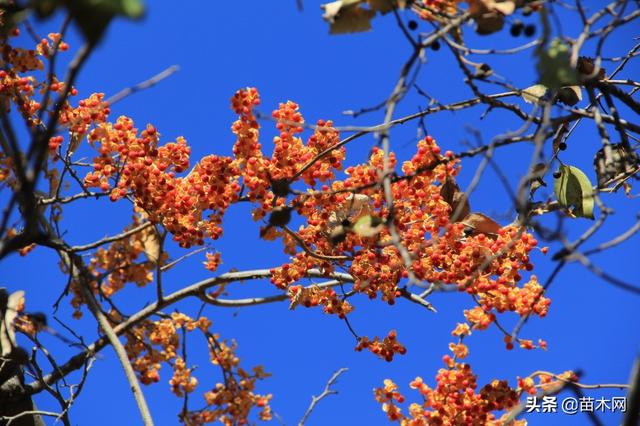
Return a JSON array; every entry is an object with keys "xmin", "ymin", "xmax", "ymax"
[
  {"xmin": 367, "ymin": 0, "xmax": 407, "ymax": 14},
  {"xmin": 593, "ymin": 143, "xmax": 639, "ymax": 190},
  {"xmin": 0, "ymin": 289, "xmax": 24, "ymax": 356},
  {"xmin": 47, "ymin": 168, "xmax": 60, "ymax": 199},
  {"xmin": 69, "ymin": 132, "xmax": 82, "ymax": 154},
  {"xmin": 461, "ymin": 212, "xmax": 501, "ymax": 236},
  {"xmin": 468, "ymin": 0, "xmax": 516, "ymax": 15},
  {"xmin": 140, "ymin": 227, "xmax": 162, "ymax": 264},
  {"xmin": 440, "ymin": 176, "xmax": 471, "ymax": 221},
  {"xmin": 469, "ymin": 0, "xmax": 516, "ymax": 35},
  {"xmin": 521, "ymin": 84, "xmax": 548, "ymax": 104},
  {"xmin": 576, "ymin": 56, "xmax": 606, "ymax": 82},
  {"xmin": 521, "ymin": 83, "xmax": 582, "ymax": 106},
  {"xmin": 529, "ymin": 163, "xmax": 547, "ymax": 198},
  {"xmin": 556, "ymin": 85, "xmax": 582, "ymax": 106},
  {"xmin": 321, "ymin": 0, "xmax": 376, "ymax": 34}
]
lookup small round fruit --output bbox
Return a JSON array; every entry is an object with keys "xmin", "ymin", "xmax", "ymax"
[
  {"xmin": 510, "ymin": 21, "xmax": 524, "ymax": 37},
  {"xmin": 524, "ymin": 24, "xmax": 536, "ymax": 37}
]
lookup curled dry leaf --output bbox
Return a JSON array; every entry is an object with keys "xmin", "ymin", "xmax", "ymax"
[
  {"xmin": 288, "ymin": 286, "xmax": 302, "ymax": 310},
  {"xmin": 522, "ymin": 84, "xmax": 582, "ymax": 106},
  {"xmin": 593, "ymin": 143, "xmax": 639, "ymax": 189},
  {"xmin": 461, "ymin": 213, "xmax": 501, "ymax": 236},
  {"xmin": 576, "ymin": 56, "xmax": 606, "ymax": 81},
  {"xmin": 367, "ymin": 0, "xmax": 406, "ymax": 14},
  {"xmin": 0, "ymin": 289, "xmax": 24, "ymax": 356},
  {"xmin": 552, "ymin": 123, "xmax": 569, "ymax": 155},
  {"xmin": 69, "ymin": 132, "xmax": 82, "ymax": 154},
  {"xmin": 47, "ymin": 168, "xmax": 60, "ymax": 199},
  {"xmin": 521, "ymin": 84, "xmax": 548, "ymax": 104},
  {"xmin": 556, "ymin": 86, "xmax": 582, "ymax": 106},
  {"xmin": 529, "ymin": 163, "xmax": 547, "ymax": 198},
  {"xmin": 468, "ymin": 0, "xmax": 516, "ymax": 35},
  {"xmin": 440, "ymin": 176, "xmax": 470, "ymax": 221},
  {"xmin": 321, "ymin": 0, "xmax": 376, "ymax": 34},
  {"xmin": 140, "ymin": 227, "xmax": 162, "ymax": 263}
]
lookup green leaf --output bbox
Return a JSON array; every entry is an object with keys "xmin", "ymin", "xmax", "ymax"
[
  {"xmin": 353, "ymin": 215, "xmax": 383, "ymax": 237},
  {"xmin": 33, "ymin": 0, "xmax": 62, "ymax": 18},
  {"xmin": 553, "ymin": 164, "xmax": 595, "ymax": 219},
  {"xmin": 537, "ymin": 39, "xmax": 578, "ymax": 89},
  {"xmin": 90, "ymin": 0, "xmax": 145, "ymax": 18}
]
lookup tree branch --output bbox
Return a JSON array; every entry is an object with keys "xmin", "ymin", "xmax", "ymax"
[{"xmin": 298, "ymin": 368, "xmax": 348, "ymax": 426}]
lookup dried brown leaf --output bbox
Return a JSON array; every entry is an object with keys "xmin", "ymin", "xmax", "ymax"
[
  {"xmin": 461, "ymin": 212, "xmax": 501, "ymax": 236},
  {"xmin": 1, "ymin": 290, "xmax": 24, "ymax": 356},
  {"xmin": 469, "ymin": 0, "xmax": 515, "ymax": 35},
  {"xmin": 141, "ymin": 228, "xmax": 161, "ymax": 263},
  {"xmin": 440, "ymin": 176, "xmax": 471, "ymax": 221},
  {"xmin": 367, "ymin": 0, "xmax": 406, "ymax": 14},
  {"xmin": 556, "ymin": 85, "xmax": 582, "ymax": 106},
  {"xmin": 321, "ymin": 0, "xmax": 376, "ymax": 34},
  {"xmin": 48, "ymin": 169, "xmax": 60, "ymax": 199}
]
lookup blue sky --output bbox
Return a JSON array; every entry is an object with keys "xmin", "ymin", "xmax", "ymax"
[{"xmin": 1, "ymin": 1, "xmax": 638, "ymax": 425}]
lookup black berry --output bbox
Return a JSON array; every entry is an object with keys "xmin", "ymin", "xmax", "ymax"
[
  {"xmin": 270, "ymin": 178, "xmax": 291, "ymax": 197},
  {"xmin": 408, "ymin": 20, "xmax": 418, "ymax": 31},
  {"xmin": 510, "ymin": 21, "xmax": 524, "ymax": 37},
  {"xmin": 553, "ymin": 171, "xmax": 562, "ymax": 179},
  {"xmin": 268, "ymin": 206, "xmax": 292, "ymax": 227},
  {"xmin": 524, "ymin": 24, "xmax": 536, "ymax": 37},
  {"xmin": 558, "ymin": 142, "xmax": 567, "ymax": 151},
  {"xmin": 430, "ymin": 40, "xmax": 441, "ymax": 51}
]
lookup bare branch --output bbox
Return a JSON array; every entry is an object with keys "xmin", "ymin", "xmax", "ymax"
[
  {"xmin": 298, "ymin": 368, "xmax": 348, "ymax": 426},
  {"xmin": 106, "ymin": 65, "xmax": 180, "ymax": 105}
]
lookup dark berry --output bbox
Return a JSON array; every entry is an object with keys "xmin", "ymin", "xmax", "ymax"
[
  {"xmin": 408, "ymin": 20, "xmax": 418, "ymax": 31},
  {"xmin": 510, "ymin": 21, "xmax": 524, "ymax": 37},
  {"xmin": 270, "ymin": 178, "xmax": 290, "ymax": 197},
  {"xmin": 430, "ymin": 40, "xmax": 441, "ymax": 51},
  {"xmin": 524, "ymin": 24, "xmax": 536, "ymax": 37},
  {"xmin": 558, "ymin": 142, "xmax": 567, "ymax": 151},
  {"xmin": 553, "ymin": 171, "xmax": 562, "ymax": 179},
  {"xmin": 268, "ymin": 206, "xmax": 292, "ymax": 227}
]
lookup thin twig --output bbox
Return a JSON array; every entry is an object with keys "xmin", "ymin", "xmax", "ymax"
[{"xmin": 298, "ymin": 368, "xmax": 348, "ymax": 426}]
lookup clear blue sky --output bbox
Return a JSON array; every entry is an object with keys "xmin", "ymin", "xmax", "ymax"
[{"xmin": 1, "ymin": 1, "xmax": 638, "ymax": 425}]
